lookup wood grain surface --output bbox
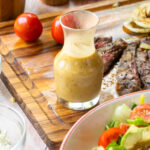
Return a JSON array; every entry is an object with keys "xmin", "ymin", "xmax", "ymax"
[
  {"xmin": 41, "ymin": 0, "xmax": 69, "ymax": 6},
  {"xmin": 0, "ymin": 0, "xmax": 25, "ymax": 21},
  {"xmin": 0, "ymin": 0, "xmax": 148, "ymax": 149}
]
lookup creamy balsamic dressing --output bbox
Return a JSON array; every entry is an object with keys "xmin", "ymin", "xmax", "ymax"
[
  {"xmin": 54, "ymin": 10, "xmax": 103, "ymax": 107},
  {"xmin": 54, "ymin": 50, "xmax": 103, "ymax": 102}
]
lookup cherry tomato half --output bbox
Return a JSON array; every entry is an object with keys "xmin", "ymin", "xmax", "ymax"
[
  {"xmin": 119, "ymin": 123, "xmax": 130, "ymax": 135},
  {"xmin": 14, "ymin": 13, "xmax": 43, "ymax": 42},
  {"xmin": 98, "ymin": 127, "xmax": 120, "ymax": 148},
  {"xmin": 51, "ymin": 16, "xmax": 64, "ymax": 44},
  {"xmin": 130, "ymin": 104, "xmax": 150, "ymax": 123}
]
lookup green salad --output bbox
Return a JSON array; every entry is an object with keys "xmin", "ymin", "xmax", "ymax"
[{"xmin": 92, "ymin": 95, "xmax": 150, "ymax": 150}]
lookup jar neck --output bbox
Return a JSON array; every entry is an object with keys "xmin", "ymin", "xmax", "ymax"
[{"xmin": 62, "ymin": 27, "xmax": 96, "ymax": 58}]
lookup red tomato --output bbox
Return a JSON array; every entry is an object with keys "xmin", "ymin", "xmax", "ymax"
[
  {"xmin": 130, "ymin": 104, "xmax": 150, "ymax": 123},
  {"xmin": 51, "ymin": 16, "xmax": 64, "ymax": 44},
  {"xmin": 98, "ymin": 127, "xmax": 120, "ymax": 148},
  {"xmin": 14, "ymin": 13, "xmax": 43, "ymax": 42},
  {"xmin": 119, "ymin": 123, "xmax": 130, "ymax": 135}
]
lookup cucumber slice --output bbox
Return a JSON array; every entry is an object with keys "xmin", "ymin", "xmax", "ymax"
[{"xmin": 113, "ymin": 104, "xmax": 131, "ymax": 124}]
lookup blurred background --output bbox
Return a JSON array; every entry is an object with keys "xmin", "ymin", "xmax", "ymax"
[
  {"xmin": 25, "ymin": 0, "xmax": 104, "ymax": 14},
  {"xmin": 0, "ymin": 0, "xmax": 106, "ymax": 21}
]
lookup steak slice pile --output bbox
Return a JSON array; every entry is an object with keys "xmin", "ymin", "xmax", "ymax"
[
  {"xmin": 136, "ymin": 48, "xmax": 150, "ymax": 90},
  {"xmin": 116, "ymin": 42, "xmax": 141, "ymax": 96},
  {"xmin": 94, "ymin": 36, "xmax": 150, "ymax": 95},
  {"xmin": 97, "ymin": 39, "xmax": 127, "ymax": 74}
]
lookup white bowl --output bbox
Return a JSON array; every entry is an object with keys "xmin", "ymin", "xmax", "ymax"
[
  {"xmin": 60, "ymin": 90, "xmax": 150, "ymax": 150},
  {"xmin": 0, "ymin": 104, "xmax": 26, "ymax": 150}
]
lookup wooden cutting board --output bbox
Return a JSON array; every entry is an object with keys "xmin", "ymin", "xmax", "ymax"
[{"xmin": 0, "ymin": 0, "xmax": 148, "ymax": 149}]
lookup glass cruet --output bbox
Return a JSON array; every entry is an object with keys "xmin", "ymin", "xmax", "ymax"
[{"xmin": 54, "ymin": 10, "xmax": 104, "ymax": 110}]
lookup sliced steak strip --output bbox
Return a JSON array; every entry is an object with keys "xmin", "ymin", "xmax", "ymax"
[
  {"xmin": 94, "ymin": 36, "xmax": 112, "ymax": 49},
  {"xmin": 148, "ymin": 50, "xmax": 150, "ymax": 60},
  {"xmin": 97, "ymin": 39, "xmax": 127, "ymax": 74},
  {"xmin": 136, "ymin": 48, "xmax": 150, "ymax": 89},
  {"xmin": 116, "ymin": 42, "xmax": 141, "ymax": 96}
]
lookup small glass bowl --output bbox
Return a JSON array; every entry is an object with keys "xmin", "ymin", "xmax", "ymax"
[{"xmin": 0, "ymin": 104, "xmax": 26, "ymax": 150}]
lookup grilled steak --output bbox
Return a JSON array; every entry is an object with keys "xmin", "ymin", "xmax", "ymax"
[
  {"xmin": 116, "ymin": 42, "xmax": 141, "ymax": 96},
  {"xmin": 97, "ymin": 39, "xmax": 127, "ymax": 74},
  {"xmin": 95, "ymin": 36, "xmax": 112, "ymax": 49},
  {"xmin": 136, "ymin": 48, "xmax": 150, "ymax": 89},
  {"xmin": 148, "ymin": 50, "xmax": 150, "ymax": 60}
]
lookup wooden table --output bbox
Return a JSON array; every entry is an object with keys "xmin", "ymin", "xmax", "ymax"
[
  {"xmin": 0, "ymin": 78, "xmax": 48, "ymax": 150},
  {"xmin": 0, "ymin": 0, "xmax": 148, "ymax": 149}
]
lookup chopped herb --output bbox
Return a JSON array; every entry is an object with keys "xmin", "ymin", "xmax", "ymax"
[
  {"xmin": 130, "ymin": 102, "xmax": 137, "ymax": 110},
  {"xmin": 105, "ymin": 120, "xmax": 115, "ymax": 130},
  {"xmin": 105, "ymin": 120, "xmax": 120, "ymax": 130}
]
